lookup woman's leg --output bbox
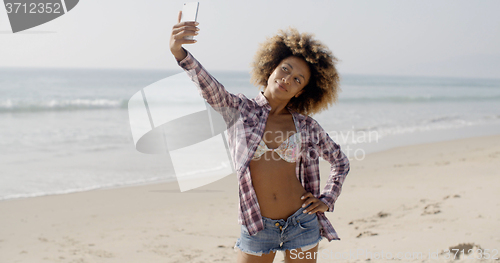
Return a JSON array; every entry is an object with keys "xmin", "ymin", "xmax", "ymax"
[
  {"xmin": 237, "ymin": 249, "xmax": 276, "ymax": 263},
  {"xmin": 284, "ymin": 244, "xmax": 319, "ymax": 263}
]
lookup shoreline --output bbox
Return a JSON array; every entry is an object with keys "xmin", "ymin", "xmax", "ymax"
[
  {"xmin": 1, "ymin": 134, "xmax": 499, "ymax": 262},
  {"xmin": 3, "ymin": 122, "xmax": 500, "ymax": 202}
]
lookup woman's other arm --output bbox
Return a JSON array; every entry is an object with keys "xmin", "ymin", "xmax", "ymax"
[
  {"xmin": 314, "ymin": 120, "xmax": 351, "ymax": 212},
  {"xmin": 300, "ymin": 119, "xmax": 350, "ymax": 214}
]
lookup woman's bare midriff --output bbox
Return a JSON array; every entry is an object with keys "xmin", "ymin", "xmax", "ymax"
[
  {"xmin": 250, "ymin": 156, "xmax": 306, "ymax": 220},
  {"xmin": 249, "ymin": 113, "xmax": 307, "ymax": 220}
]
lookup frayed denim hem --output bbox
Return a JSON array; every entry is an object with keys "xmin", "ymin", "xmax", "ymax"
[
  {"xmin": 234, "ymin": 238, "xmax": 283, "ymax": 256},
  {"xmin": 233, "ymin": 236, "xmax": 324, "ymax": 257},
  {"xmin": 287, "ymin": 235, "xmax": 323, "ymax": 253}
]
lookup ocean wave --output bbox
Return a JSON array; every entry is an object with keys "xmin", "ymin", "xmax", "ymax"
[
  {"xmin": 340, "ymin": 95, "xmax": 500, "ymax": 103},
  {"xmin": 0, "ymin": 98, "xmax": 129, "ymax": 113},
  {"xmin": 0, "ymin": 176, "xmax": 177, "ymax": 201},
  {"xmin": 342, "ymin": 75, "xmax": 500, "ymax": 87},
  {"xmin": 335, "ymin": 124, "xmax": 471, "ymax": 146},
  {"xmin": 330, "ymin": 115, "xmax": 490, "ymax": 145}
]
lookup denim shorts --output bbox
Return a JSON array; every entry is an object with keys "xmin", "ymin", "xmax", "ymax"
[{"xmin": 234, "ymin": 204, "xmax": 323, "ymax": 256}]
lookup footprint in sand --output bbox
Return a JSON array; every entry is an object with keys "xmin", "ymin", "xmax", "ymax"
[
  {"xmin": 422, "ymin": 203, "xmax": 441, "ymax": 215},
  {"xmin": 420, "ymin": 195, "xmax": 461, "ymax": 215},
  {"xmin": 356, "ymin": 231, "xmax": 378, "ymax": 238},
  {"xmin": 348, "ymin": 211, "xmax": 390, "ymax": 226},
  {"xmin": 376, "ymin": 212, "xmax": 390, "ymax": 218},
  {"xmin": 443, "ymin": 194, "xmax": 460, "ymax": 200},
  {"xmin": 349, "ymin": 211, "xmax": 390, "ymax": 232}
]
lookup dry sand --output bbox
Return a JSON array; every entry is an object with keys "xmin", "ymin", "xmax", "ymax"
[{"xmin": 1, "ymin": 134, "xmax": 499, "ymax": 262}]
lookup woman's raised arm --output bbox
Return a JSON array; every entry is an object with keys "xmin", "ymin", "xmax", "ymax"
[{"xmin": 169, "ymin": 11, "xmax": 244, "ymax": 123}]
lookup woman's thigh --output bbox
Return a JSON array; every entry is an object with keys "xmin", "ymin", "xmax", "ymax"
[{"xmin": 237, "ymin": 249, "xmax": 276, "ymax": 263}]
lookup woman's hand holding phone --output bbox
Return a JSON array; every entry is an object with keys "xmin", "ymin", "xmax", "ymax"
[{"xmin": 170, "ymin": 11, "xmax": 199, "ymax": 62}]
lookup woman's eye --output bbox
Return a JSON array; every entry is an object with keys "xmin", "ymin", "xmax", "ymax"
[
  {"xmin": 295, "ymin": 78, "xmax": 301, "ymax": 84},
  {"xmin": 282, "ymin": 66, "xmax": 288, "ymax": 71}
]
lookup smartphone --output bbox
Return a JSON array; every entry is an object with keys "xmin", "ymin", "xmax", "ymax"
[{"xmin": 181, "ymin": 2, "xmax": 199, "ymax": 40}]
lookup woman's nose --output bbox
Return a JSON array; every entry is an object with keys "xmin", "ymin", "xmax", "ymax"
[{"xmin": 282, "ymin": 76, "xmax": 290, "ymax": 84}]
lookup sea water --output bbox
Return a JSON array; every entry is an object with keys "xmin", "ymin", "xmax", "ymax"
[{"xmin": 1, "ymin": 67, "xmax": 499, "ymax": 200}]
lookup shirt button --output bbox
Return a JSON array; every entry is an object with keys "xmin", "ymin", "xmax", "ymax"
[{"xmin": 275, "ymin": 222, "xmax": 280, "ymax": 227}]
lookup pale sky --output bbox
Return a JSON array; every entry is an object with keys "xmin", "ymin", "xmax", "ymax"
[{"xmin": 1, "ymin": 0, "xmax": 499, "ymax": 79}]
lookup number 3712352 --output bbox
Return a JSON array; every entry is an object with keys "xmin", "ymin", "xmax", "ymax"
[{"xmin": 5, "ymin": 3, "xmax": 62, "ymax": 14}]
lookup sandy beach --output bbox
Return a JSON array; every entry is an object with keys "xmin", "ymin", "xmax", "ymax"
[{"xmin": 1, "ymin": 134, "xmax": 499, "ymax": 263}]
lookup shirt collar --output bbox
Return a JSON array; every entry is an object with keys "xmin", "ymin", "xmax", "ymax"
[
  {"xmin": 255, "ymin": 91, "xmax": 271, "ymax": 109},
  {"xmin": 255, "ymin": 91, "xmax": 305, "ymax": 130}
]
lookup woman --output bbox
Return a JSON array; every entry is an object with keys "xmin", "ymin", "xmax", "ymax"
[{"xmin": 170, "ymin": 12, "xmax": 350, "ymax": 263}]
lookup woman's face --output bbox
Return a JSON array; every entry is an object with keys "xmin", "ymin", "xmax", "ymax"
[{"xmin": 266, "ymin": 56, "xmax": 311, "ymax": 102}]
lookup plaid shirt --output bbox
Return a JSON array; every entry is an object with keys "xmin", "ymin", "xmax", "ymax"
[{"xmin": 178, "ymin": 50, "xmax": 350, "ymax": 242}]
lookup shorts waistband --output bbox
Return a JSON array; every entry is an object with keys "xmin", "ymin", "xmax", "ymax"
[{"xmin": 261, "ymin": 203, "xmax": 314, "ymax": 228}]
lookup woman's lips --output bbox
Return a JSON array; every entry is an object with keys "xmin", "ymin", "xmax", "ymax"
[{"xmin": 277, "ymin": 82, "xmax": 287, "ymax": 92}]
